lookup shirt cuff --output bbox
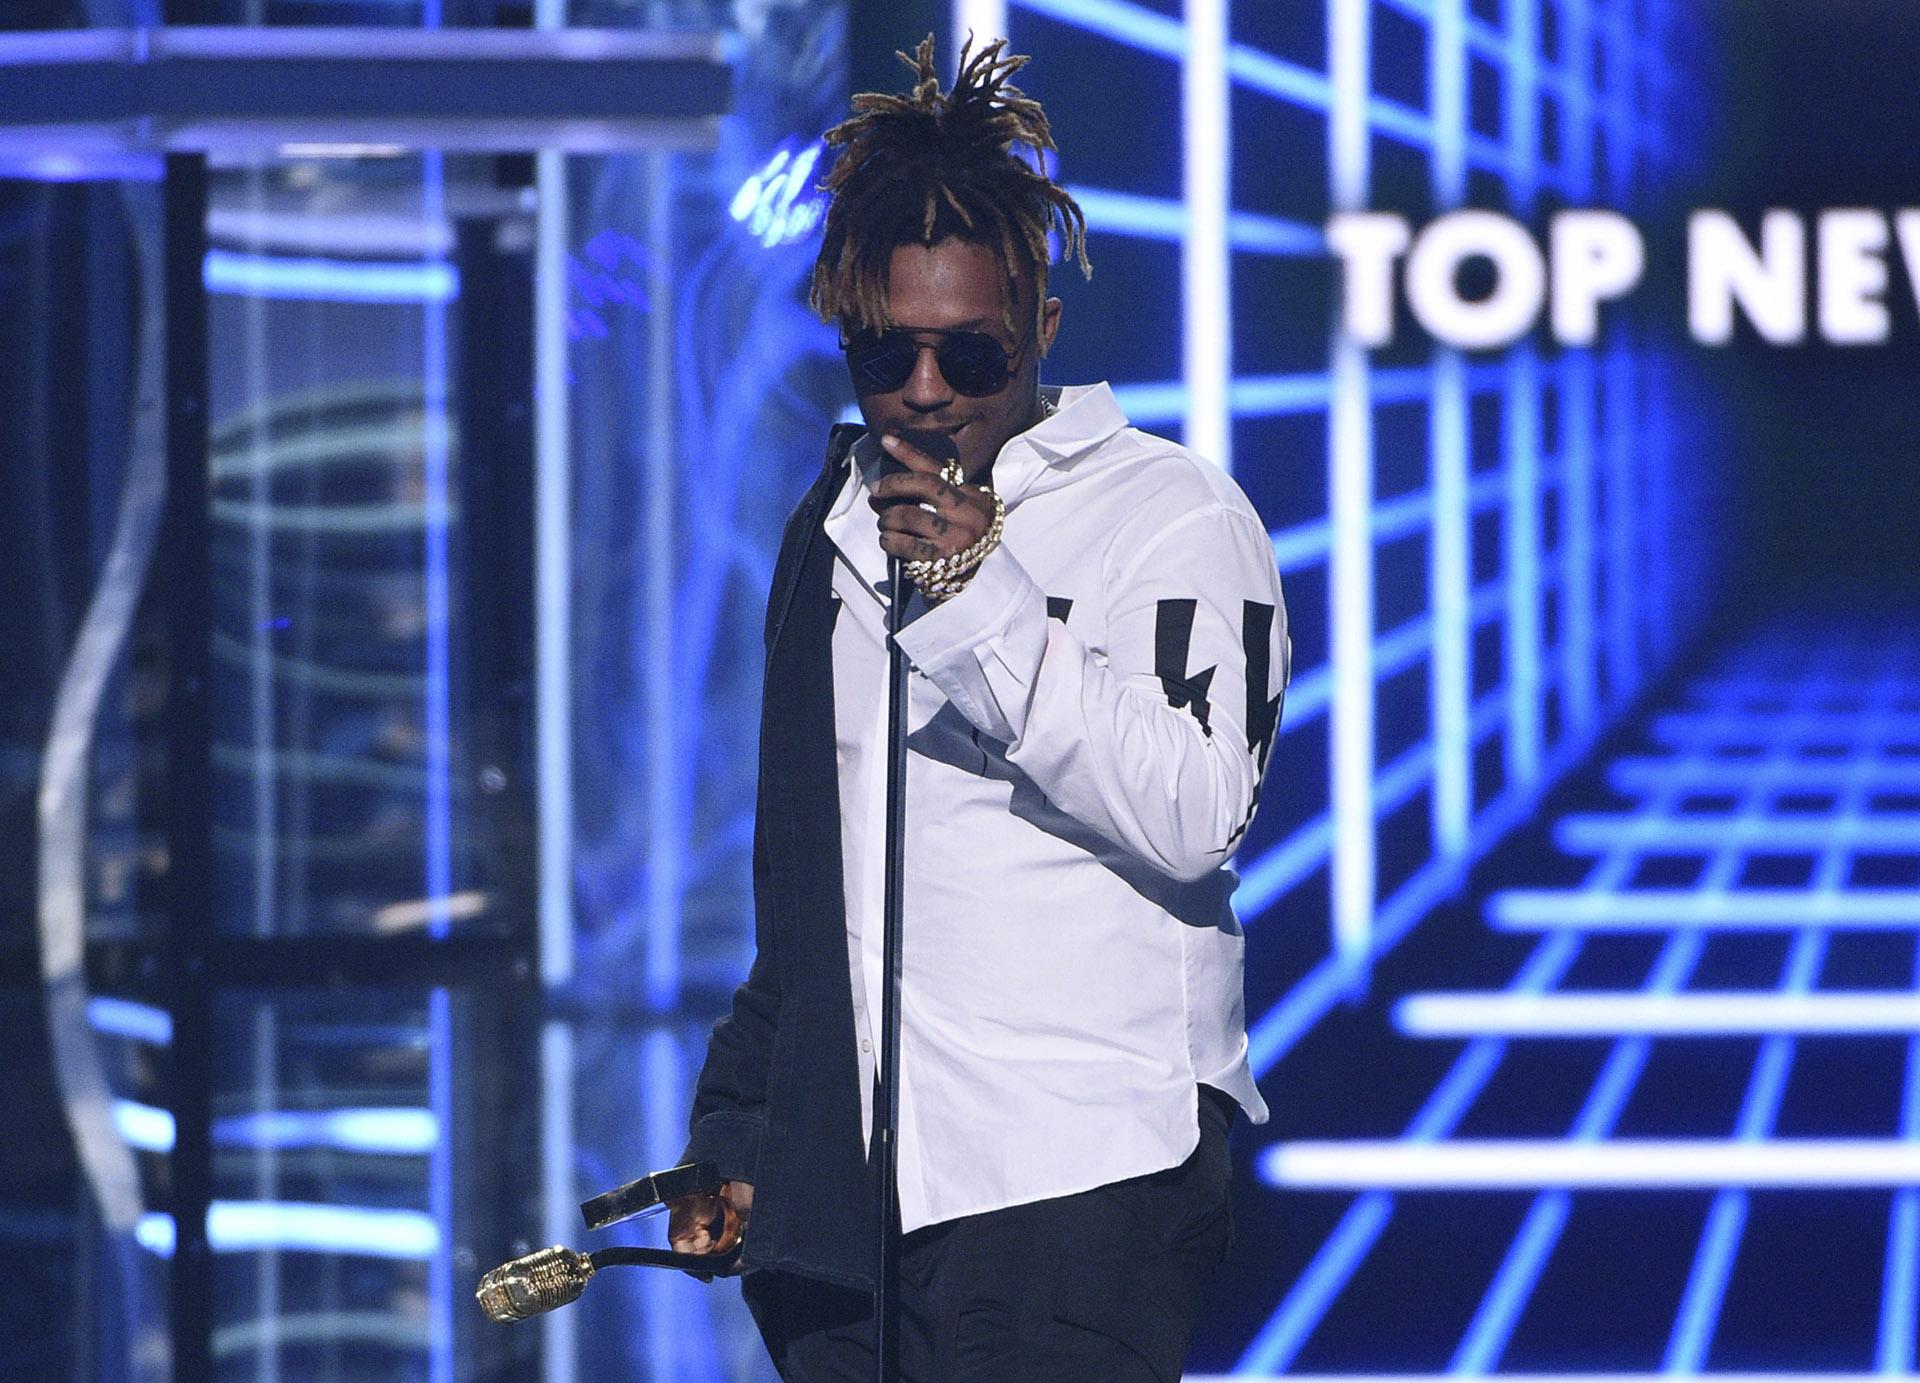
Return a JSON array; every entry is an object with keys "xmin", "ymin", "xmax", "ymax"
[{"xmin": 892, "ymin": 544, "xmax": 1050, "ymax": 744}]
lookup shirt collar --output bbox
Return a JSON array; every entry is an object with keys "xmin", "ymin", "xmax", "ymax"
[
  {"xmin": 975, "ymin": 381, "xmax": 1131, "ymax": 509},
  {"xmin": 832, "ymin": 380, "xmax": 1130, "ymax": 521}
]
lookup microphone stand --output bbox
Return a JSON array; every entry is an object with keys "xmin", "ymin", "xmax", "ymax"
[{"xmin": 875, "ymin": 552, "xmax": 910, "ymax": 1383}]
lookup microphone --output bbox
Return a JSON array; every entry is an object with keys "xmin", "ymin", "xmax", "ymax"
[
  {"xmin": 476, "ymin": 1245, "xmax": 595, "ymax": 1323},
  {"xmin": 883, "ymin": 429, "xmax": 959, "ymax": 602},
  {"xmin": 476, "ymin": 1243, "xmax": 745, "ymax": 1323},
  {"xmin": 476, "ymin": 1160, "xmax": 743, "ymax": 1323}
]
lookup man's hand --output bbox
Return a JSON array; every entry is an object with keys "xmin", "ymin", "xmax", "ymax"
[
  {"xmin": 666, "ymin": 1179, "xmax": 753, "ymax": 1280},
  {"xmin": 869, "ymin": 433, "xmax": 996, "ymax": 566}
]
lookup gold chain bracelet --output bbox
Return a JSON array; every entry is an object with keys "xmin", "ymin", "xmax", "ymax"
[{"xmin": 905, "ymin": 460, "xmax": 1005, "ymax": 601}]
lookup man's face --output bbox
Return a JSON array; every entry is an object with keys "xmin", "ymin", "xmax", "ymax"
[{"xmin": 849, "ymin": 237, "xmax": 1062, "ymax": 483}]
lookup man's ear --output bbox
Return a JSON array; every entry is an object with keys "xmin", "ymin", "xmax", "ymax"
[{"xmin": 1038, "ymin": 296, "xmax": 1063, "ymax": 357}]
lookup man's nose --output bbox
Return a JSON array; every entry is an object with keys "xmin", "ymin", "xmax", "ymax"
[{"xmin": 900, "ymin": 342, "xmax": 951, "ymax": 411}]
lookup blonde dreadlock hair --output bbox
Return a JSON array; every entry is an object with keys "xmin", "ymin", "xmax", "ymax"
[{"xmin": 809, "ymin": 33, "xmax": 1092, "ymax": 341}]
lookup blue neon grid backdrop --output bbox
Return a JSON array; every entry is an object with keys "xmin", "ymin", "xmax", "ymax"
[
  {"xmin": 960, "ymin": 0, "xmax": 1758, "ymax": 1373},
  {"xmin": 1235, "ymin": 607, "xmax": 1920, "ymax": 1379},
  {"xmin": 995, "ymin": 0, "xmax": 1733, "ymax": 1071}
]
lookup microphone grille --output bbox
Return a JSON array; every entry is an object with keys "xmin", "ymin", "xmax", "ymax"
[{"xmin": 476, "ymin": 1246, "xmax": 595, "ymax": 1323}]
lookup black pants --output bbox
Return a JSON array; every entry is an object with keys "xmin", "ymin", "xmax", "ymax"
[{"xmin": 741, "ymin": 1086, "xmax": 1235, "ymax": 1383}]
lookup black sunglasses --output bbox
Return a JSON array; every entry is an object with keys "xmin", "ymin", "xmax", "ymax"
[{"xmin": 840, "ymin": 323, "xmax": 1034, "ymax": 398}]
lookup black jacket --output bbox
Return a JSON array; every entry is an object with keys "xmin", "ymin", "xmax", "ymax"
[{"xmin": 682, "ymin": 423, "xmax": 879, "ymax": 1289}]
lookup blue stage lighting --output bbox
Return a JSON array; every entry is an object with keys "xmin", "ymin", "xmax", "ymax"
[
  {"xmin": 202, "ymin": 249, "xmax": 459, "ymax": 302},
  {"xmin": 1489, "ymin": 888, "xmax": 1920, "ymax": 929},
  {"xmin": 1262, "ymin": 1137, "xmax": 1920, "ymax": 1190},
  {"xmin": 730, "ymin": 138, "xmax": 829, "ymax": 249},
  {"xmin": 137, "ymin": 1203, "xmax": 441, "ymax": 1260},
  {"xmin": 1237, "ymin": 934, "xmax": 1582, "ymax": 1374},
  {"xmin": 1397, "ymin": 990, "xmax": 1920, "ymax": 1037},
  {"xmin": 87, "ymin": 996, "xmax": 173, "ymax": 1046}
]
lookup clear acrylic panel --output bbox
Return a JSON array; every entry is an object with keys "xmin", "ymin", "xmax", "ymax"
[
  {"xmin": 203, "ymin": 150, "xmax": 531, "ymax": 940},
  {"xmin": 208, "ymin": 985, "xmax": 537, "ymax": 1381}
]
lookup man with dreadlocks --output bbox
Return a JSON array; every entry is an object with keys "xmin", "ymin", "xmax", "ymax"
[{"xmin": 669, "ymin": 34, "xmax": 1289, "ymax": 1381}]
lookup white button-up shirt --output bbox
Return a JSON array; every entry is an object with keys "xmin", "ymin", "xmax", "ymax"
[{"xmin": 821, "ymin": 381, "xmax": 1290, "ymax": 1234}]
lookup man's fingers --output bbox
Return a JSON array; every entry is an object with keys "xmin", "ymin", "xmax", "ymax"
[
  {"xmin": 666, "ymin": 1187, "xmax": 748, "ymax": 1280},
  {"xmin": 869, "ymin": 470, "xmax": 968, "ymax": 508},
  {"xmin": 877, "ymin": 505, "xmax": 963, "ymax": 542},
  {"xmin": 880, "ymin": 531, "xmax": 945, "ymax": 563},
  {"xmin": 667, "ymin": 1192, "xmax": 722, "ymax": 1254},
  {"xmin": 879, "ymin": 433, "xmax": 947, "ymax": 474}
]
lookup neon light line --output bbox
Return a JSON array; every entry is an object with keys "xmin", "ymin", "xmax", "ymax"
[
  {"xmin": 1664, "ymin": 930, "xmax": 1826, "ymax": 1372},
  {"xmin": 1504, "ymin": 345, "xmax": 1543, "ymax": 792},
  {"xmin": 1115, "ymin": 366, "xmax": 1427, "ymax": 428},
  {"xmin": 1236, "ymin": 1192, "xmax": 1395, "ymax": 1375},
  {"xmin": 1651, "ymin": 710, "xmax": 1920, "ymax": 743},
  {"xmin": 1503, "ymin": 0, "xmax": 1541, "ymax": 214},
  {"xmin": 1253, "ymin": 581, "xmax": 1493, "ymax": 738},
  {"xmin": 111, "ymin": 1101, "xmax": 441, "ymax": 1154},
  {"xmin": 202, "ymin": 249, "xmax": 459, "ymax": 303},
  {"xmin": 422, "ymin": 141, "xmax": 457, "ymax": 1383},
  {"xmin": 1882, "ymin": 875, "xmax": 1920, "ymax": 1371},
  {"xmin": 1262, "ymin": 1136, "xmax": 1920, "ymax": 1190},
  {"xmin": 1561, "ymin": 0, "xmax": 1598, "ymax": 200},
  {"xmin": 87, "ymin": 995, "xmax": 173, "ymax": 1045},
  {"xmin": 1450, "ymin": 1190, "xmax": 1570, "ymax": 1373},
  {"xmin": 1369, "ymin": 96, "xmax": 1433, "ymax": 148},
  {"xmin": 1270, "ymin": 483, "xmax": 1442, "ymax": 573},
  {"xmin": 1246, "ymin": 724, "xmax": 1603, "ymax": 1067},
  {"xmin": 1232, "ymin": 814, "xmax": 1331, "ymax": 919},
  {"xmin": 1686, "ymin": 675, "xmax": 1920, "ymax": 700},
  {"xmin": 1015, "ymin": 0, "xmax": 1516, "ymax": 173},
  {"xmin": 1113, "ymin": 356, "xmax": 1534, "ymax": 429},
  {"xmin": 1603, "ymin": 337, "xmax": 1640, "ymax": 702},
  {"xmin": 1012, "ymin": 0, "xmax": 1182, "ymax": 57},
  {"xmin": 1226, "ymin": 42, "xmax": 1329, "ymax": 107},
  {"xmin": 1398, "ymin": 990, "xmax": 1920, "ymax": 1038},
  {"xmin": 1108, "ymin": 381, "xmax": 1190, "ymax": 425},
  {"xmin": 1326, "ymin": 0, "xmax": 1376, "ymax": 984},
  {"xmin": 1236, "ymin": 935, "xmax": 1583, "ymax": 1375},
  {"xmin": 1489, "ymin": 888, "xmax": 1920, "ymax": 929},
  {"xmin": 1449, "ymin": 933, "xmax": 1702, "ymax": 1373},
  {"xmin": 1884, "ymin": 1187, "xmax": 1919, "ymax": 1374},
  {"xmin": 1377, "ymin": 739, "xmax": 1436, "ymax": 821},
  {"xmin": 1279, "ymin": 663, "xmax": 1330, "ymax": 722},
  {"xmin": 1557, "ymin": 811, "xmax": 1920, "ymax": 852},
  {"xmin": 1562, "ymin": 350, "xmax": 1599, "ymax": 740},
  {"xmin": 1609, "ymin": 756, "xmax": 1920, "ymax": 793},
  {"xmin": 136, "ymin": 1202, "xmax": 441, "ymax": 1260},
  {"xmin": 1329, "ymin": 332, "xmax": 1374, "ymax": 969},
  {"xmin": 1197, "ymin": 1374, "xmax": 1920, "ymax": 1383},
  {"xmin": 952, "ymin": 0, "xmax": 1008, "ymax": 54},
  {"xmin": 114, "ymin": 1099, "xmax": 175, "ymax": 1152},
  {"xmin": 1471, "ymin": 578, "xmax": 1508, "ymax": 631},
  {"xmin": 1063, "ymin": 186, "xmax": 1321, "ymax": 256},
  {"xmin": 1182, "ymin": 0, "xmax": 1231, "ymax": 473},
  {"xmin": 1430, "ymin": 347, "xmax": 1470, "ymax": 862},
  {"xmin": 214, "ymin": 1108, "xmax": 439, "ymax": 1153},
  {"xmin": 1665, "ymin": 1193, "xmax": 1749, "ymax": 1374}
]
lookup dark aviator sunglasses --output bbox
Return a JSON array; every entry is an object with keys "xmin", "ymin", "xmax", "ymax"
[{"xmin": 840, "ymin": 323, "xmax": 1034, "ymax": 398}]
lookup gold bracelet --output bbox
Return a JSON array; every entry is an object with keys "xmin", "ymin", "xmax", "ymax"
[{"xmin": 905, "ymin": 462, "xmax": 1004, "ymax": 601}]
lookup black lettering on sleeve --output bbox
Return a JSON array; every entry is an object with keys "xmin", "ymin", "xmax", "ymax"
[
  {"xmin": 1154, "ymin": 598, "xmax": 1215, "ymax": 736},
  {"xmin": 1228, "ymin": 599, "xmax": 1285, "ymax": 850}
]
